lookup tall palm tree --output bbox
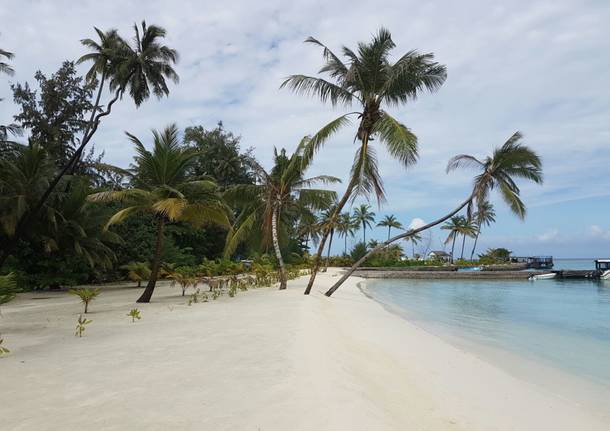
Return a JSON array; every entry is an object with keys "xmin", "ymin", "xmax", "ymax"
[
  {"xmin": 353, "ymin": 204, "xmax": 375, "ymax": 243},
  {"xmin": 325, "ymin": 131, "xmax": 543, "ymax": 296},
  {"xmin": 336, "ymin": 212, "xmax": 356, "ymax": 255},
  {"xmin": 457, "ymin": 217, "xmax": 477, "ymax": 260},
  {"xmin": 89, "ymin": 124, "xmax": 230, "ymax": 303},
  {"xmin": 0, "ymin": 22, "xmax": 179, "ymax": 267},
  {"xmin": 470, "ymin": 201, "xmax": 496, "ymax": 260},
  {"xmin": 224, "ymin": 143, "xmax": 339, "ymax": 289},
  {"xmin": 441, "ymin": 216, "xmax": 464, "ymax": 263},
  {"xmin": 377, "ymin": 214, "xmax": 403, "ymax": 240},
  {"xmin": 282, "ymin": 28, "xmax": 447, "ymax": 294},
  {"xmin": 318, "ymin": 205, "xmax": 339, "ymax": 271},
  {"xmin": 404, "ymin": 232, "xmax": 422, "ymax": 258},
  {"xmin": 0, "ymin": 46, "xmax": 14, "ymax": 76}
]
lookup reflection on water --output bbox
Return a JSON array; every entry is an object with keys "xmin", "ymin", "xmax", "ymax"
[{"xmin": 365, "ymin": 277, "xmax": 610, "ymax": 388}]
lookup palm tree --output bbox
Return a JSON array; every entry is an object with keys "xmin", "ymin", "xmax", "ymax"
[
  {"xmin": 89, "ymin": 124, "xmax": 230, "ymax": 303},
  {"xmin": 377, "ymin": 214, "xmax": 403, "ymax": 240},
  {"xmin": 325, "ymin": 131, "xmax": 543, "ymax": 296},
  {"xmin": 0, "ymin": 46, "xmax": 14, "ymax": 76},
  {"xmin": 336, "ymin": 212, "xmax": 356, "ymax": 254},
  {"xmin": 318, "ymin": 205, "xmax": 338, "ymax": 271},
  {"xmin": 404, "ymin": 232, "xmax": 422, "ymax": 258},
  {"xmin": 441, "ymin": 216, "xmax": 464, "ymax": 263},
  {"xmin": 457, "ymin": 217, "xmax": 477, "ymax": 260},
  {"xmin": 282, "ymin": 28, "xmax": 447, "ymax": 294},
  {"xmin": 0, "ymin": 22, "xmax": 179, "ymax": 267},
  {"xmin": 470, "ymin": 201, "xmax": 496, "ymax": 260},
  {"xmin": 353, "ymin": 204, "xmax": 376, "ymax": 243},
  {"xmin": 224, "ymin": 143, "xmax": 339, "ymax": 289}
]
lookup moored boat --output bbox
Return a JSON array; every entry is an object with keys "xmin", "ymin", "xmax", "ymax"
[
  {"xmin": 529, "ymin": 272, "xmax": 556, "ymax": 280},
  {"xmin": 595, "ymin": 259, "xmax": 610, "ymax": 280}
]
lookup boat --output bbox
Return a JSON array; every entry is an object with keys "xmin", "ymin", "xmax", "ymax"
[
  {"xmin": 595, "ymin": 259, "xmax": 610, "ymax": 280},
  {"xmin": 529, "ymin": 272, "xmax": 556, "ymax": 280}
]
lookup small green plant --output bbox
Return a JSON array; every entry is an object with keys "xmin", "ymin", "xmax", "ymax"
[
  {"xmin": 0, "ymin": 336, "xmax": 10, "ymax": 355},
  {"xmin": 0, "ymin": 272, "xmax": 19, "ymax": 314},
  {"xmin": 75, "ymin": 314, "xmax": 92, "ymax": 337},
  {"xmin": 69, "ymin": 288, "xmax": 100, "ymax": 313},
  {"xmin": 120, "ymin": 262, "xmax": 151, "ymax": 287},
  {"xmin": 127, "ymin": 308, "xmax": 141, "ymax": 322}
]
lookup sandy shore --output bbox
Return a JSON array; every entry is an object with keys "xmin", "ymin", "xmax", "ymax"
[{"xmin": 1, "ymin": 269, "xmax": 608, "ymax": 430}]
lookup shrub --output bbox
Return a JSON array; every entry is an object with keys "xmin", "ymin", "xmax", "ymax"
[
  {"xmin": 69, "ymin": 288, "xmax": 100, "ymax": 313},
  {"xmin": 0, "ymin": 273, "xmax": 19, "ymax": 312},
  {"xmin": 120, "ymin": 262, "xmax": 151, "ymax": 287},
  {"xmin": 75, "ymin": 315, "xmax": 92, "ymax": 337},
  {"xmin": 127, "ymin": 308, "xmax": 141, "ymax": 322}
]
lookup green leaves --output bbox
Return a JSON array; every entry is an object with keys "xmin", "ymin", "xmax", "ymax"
[
  {"xmin": 373, "ymin": 112, "xmax": 418, "ymax": 168},
  {"xmin": 127, "ymin": 308, "xmax": 141, "ymax": 322},
  {"xmin": 0, "ymin": 272, "xmax": 18, "ymax": 307},
  {"xmin": 75, "ymin": 314, "xmax": 92, "ymax": 337},
  {"xmin": 69, "ymin": 287, "xmax": 100, "ymax": 313}
]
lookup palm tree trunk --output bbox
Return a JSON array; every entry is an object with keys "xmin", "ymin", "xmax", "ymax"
[
  {"xmin": 344, "ymin": 234, "xmax": 348, "ymax": 255},
  {"xmin": 460, "ymin": 234, "xmax": 466, "ymax": 260},
  {"xmin": 412, "ymin": 241, "xmax": 415, "ymax": 259},
  {"xmin": 303, "ymin": 130, "xmax": 373, "ymax": 295},
  {"xmin": 325, "ymin": 194, "xmax": 474, "ymax": 297},
  {"xmin": 0, "ymin": 85, "xmax": 122, "ymax": 267},
  {"xmin": 470, "ymin": 229, "xmax": 481, "ymax": 260},
  {"xmin": 363, "ymin": 223, "xmax": 366, "ymax": 243},
  {"xmin": 271, "ymin": 207, "xmax": 287, "ymax": 290},
  {"xmin": 137, "ymin": 217, "xmax": 165, "ymax": 303},
  {"xmin": 450, "ymin": 235, "xmax": 456, "ymax": 263},
  {"xmin": 324, "ymin": 229, "xmax": 334, "ymax": 271},
  {"xmin": 387, "ymin": 226, "xmax": 391, "ymax": 240}
]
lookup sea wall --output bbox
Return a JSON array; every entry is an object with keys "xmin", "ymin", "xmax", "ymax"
[{"xmin": 352, "ymin": 270, "xmax": 532, "ymax": 280}]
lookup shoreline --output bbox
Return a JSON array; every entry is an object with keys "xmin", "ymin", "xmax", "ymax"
[{"xmin": 2, "ymin": 269, "xmax": 609, "ymax": 430}]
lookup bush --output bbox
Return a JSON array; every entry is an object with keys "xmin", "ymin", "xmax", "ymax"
[{"xmin": 69, "ymin": 287, "xmax": 100, "ymax": 313}]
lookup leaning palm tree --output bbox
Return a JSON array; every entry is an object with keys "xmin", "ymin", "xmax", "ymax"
[
  {"xmin": 470, "ymin": 201, "xmax": 496, "ymax": 260},
  {"xmin": 0, "ymin": 22, "xmax": 179, "ymax": 267},
  {"xmin": 89, "ymin": 124, "xmax": 230, "ymax": 303},
  {"xmin": 224, "ymin": 143, "xmax": 339, "ymax": 289},
  {"xmin": 282, "ymin": 28, "xmax": 447, "ymax": 294},
  {"xmin": 441, "ymin": 216, "xmax": 464, "ymax": 263},
  {"xmin": 324, "ymin": 131, "xmax": 543, "ymax": 296},
  {"xmin": 318, "ymin": 205, "xmax": 339, "ymax": 271},
  {"xmin": 377, "ymin": 214, "xmax": 403, "ymax": 240},
  {"xmin": 353, "ymin": 204, "xmax": 375, "ymax": 243}
]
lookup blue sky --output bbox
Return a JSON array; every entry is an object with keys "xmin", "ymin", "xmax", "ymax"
[{"xmin": 1, "ymin": 0, "xmax": 609, "ymax": 258}]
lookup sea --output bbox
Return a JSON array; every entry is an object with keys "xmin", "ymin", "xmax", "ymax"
[{"xmin": 362, "ymin": 258, "xmax": 610, "ymax": 411}]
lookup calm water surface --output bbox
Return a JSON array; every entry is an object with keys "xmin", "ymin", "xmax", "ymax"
[{"xmin": 364, "ymin": 275, "xmax": 610, "ymax": 391}]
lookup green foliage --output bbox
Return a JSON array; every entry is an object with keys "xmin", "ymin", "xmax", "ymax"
[
  {"xmin": 75, "ymin": 314, "xmax": 92, "ymax": 337},
  {"xmin": 127, "ymin": 308, "xmax": 141, "ymax": 322},
  {"xmin": 120, "ymin": 261, "xmax": 151, "ymax": 287},
  {"xmin": 0, "ymin": 272, "xmax": 18, "ymax": 308},
  {"xmin": 350, "ymin": 242, "xmax": 368, "ymax": 261},
  {"xmin": 478, "ymin": 248, "xmax": 512, "ymax": 264},
  {"xmin": 69, "ymin": 287, "xmax": 100, "ymax": 313},
  {"xmin": 0, "ymin": 336, "xmax": 9, "ymax": 355}
]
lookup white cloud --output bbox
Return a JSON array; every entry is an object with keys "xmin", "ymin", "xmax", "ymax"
[{"xmin": 408, "ymin": 218, "xmax": 426, "ymax": 230}]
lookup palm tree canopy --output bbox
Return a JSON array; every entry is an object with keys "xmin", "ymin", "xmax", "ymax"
[
  {"xmin": 446, "ymin": 132, "xmax": 543, "ymax": 219},
  {"xmin": 223, "ymin": 139, "xmax": 340, "ymax": 256},
  {"xmin": 353, "ymin": 204, "xmax": 376, "ymax": 230},
  {"xmin": 0, "ymin": 46, "xmax": 14, "ymax": 76},
  {"xmin": 377, "ymin": 214, "xmax": 402, "ymax": 230},
  {"xmin": 474, "ymin": 201, "xmax": 496, "ymax": 227},
  {"xmin": 282, "ymin": 28, "xmax": 447, "ymax": 202},
  {"xmin": 77, "ymin": 22, "xmax": 179, "ymax": 106},
  {"xmin": 88, "ymin": 124, "xmax": 230, "ymax": 230}
]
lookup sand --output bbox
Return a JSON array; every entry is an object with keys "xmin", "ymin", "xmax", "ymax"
[{"xmin": 1, "ymin": 269, "xmax": 609, "ymax": 430}]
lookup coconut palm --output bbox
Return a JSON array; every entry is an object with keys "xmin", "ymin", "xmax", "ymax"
[
  {"xmin": 457, "ymin": 217, "xmax": 477, "ymax": 260},
  {"xmin": 353, "ymin": 204, "xmax": 375, "ymax": 243},
  {"xmin": 121, "ymin": 261, "xmax": 151, "ymax": 287},
  {"xmin": 224, "ymin": 143, "xmax": 339, "ymax": 289},
  {"xmin": 282, "ymin": 28, "xmax": 447, "ymax": 294},
  {"xmin": 470, "ymin": 201, "xmax": 496, "ymax": 260},
  {"xmin": 404, "ymin": 232, "xmax": 422, "ymax": 259},
  {"xmin": 318, "ymin": 205, "xmax": 339, "ymax": 271},
  {"xmin": 377, "ymin": 214, "xmax": 403, "ymax": 240},
  {"xmin": 88, "ymin": 124, "xmax": 230, "ymax": 303},
  {"xmin": 325, "ymin": 131, "xmax": 543, "ymax": 296},
  {"xmin": 441, "ymin": 216, "xmax": 464, "ymax": 263},
  {"xmin": 0, "ymin": 46, "xmax": 14, "ymax": 76},
  {"xmin": 336, "ymin": 212, "xmax": 357, "ymax": 254},
  {"xmin": 0, "ymin": 22, "xmax": 179, "ymax": 267}
]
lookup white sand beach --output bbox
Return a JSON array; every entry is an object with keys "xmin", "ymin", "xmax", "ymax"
[{"xmin": 2, "ymin": 269, "xmax": 609, "ymax": 431}]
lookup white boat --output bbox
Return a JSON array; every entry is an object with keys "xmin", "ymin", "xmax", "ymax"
[
  {"xmin": 595, "ymin": 260, "xmax": 610, "ymax": 280},
  {"xmin": 529, "ymin": 272, "xmax": 556, "ymax": 280}
]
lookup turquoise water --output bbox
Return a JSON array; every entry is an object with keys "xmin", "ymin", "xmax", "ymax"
[{"xmin": 364, "ymin": 276, "xmax": 610, "ymax": 390}]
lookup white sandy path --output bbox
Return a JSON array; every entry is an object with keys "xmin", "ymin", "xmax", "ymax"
[{"xmin": 1, "ymin": 269, "xmax": 608, "ymax": 430}]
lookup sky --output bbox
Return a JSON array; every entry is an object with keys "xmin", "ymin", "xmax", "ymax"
[{"xmin": 1, "ymin": 0, "xmax": 609, "ymax": 258}]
